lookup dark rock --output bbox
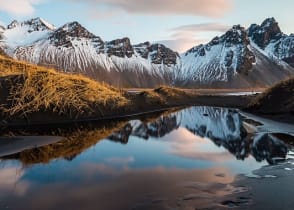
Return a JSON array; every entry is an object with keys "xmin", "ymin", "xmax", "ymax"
[
  {"xmin": 134, "ymin": 42, "xmax": 179, "ymax": 66},
  {"xmin": 105, "ymin": 37, "xmax": 134, "ymax": 58},
  {"xmin": 50, "ymin": 21, "xmax": 103, "ymax": 48},
  {"xmin": 248, "ymin": 17, "xmax": 282, "ymax": 49}
]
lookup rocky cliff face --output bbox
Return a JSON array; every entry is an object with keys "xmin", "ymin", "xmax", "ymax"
[
  {"xmin": 248, "ymin": 18, "xmax": 294, "ymax": 68},
  {"xmin": 248, "ymin": 18, "xmax": 282, "ymax": 49}
]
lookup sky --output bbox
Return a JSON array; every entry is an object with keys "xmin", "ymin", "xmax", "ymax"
[{"xmin": 0, "ymin": 0, "xmax": 293, "ymax": 52}]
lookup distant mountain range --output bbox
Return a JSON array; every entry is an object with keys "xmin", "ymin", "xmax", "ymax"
[{"xmin": 0, "ymin": 17, "xmax": 293, "ymax": 88}]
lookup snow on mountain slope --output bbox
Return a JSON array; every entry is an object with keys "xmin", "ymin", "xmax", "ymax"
[
  {"xmin": 0, "ymin": 19, "xmax": 180, "ymax": 87},
  {"xmin": 249, "ymin": 18, "xmax": 294, "ymax": 67},
  {"xmin": 180, "ymin": 25, "xmax": 255, "ymax": 84},
  {"xmin": 264, "ymin": 35, "xmax": 294, "ymax": 67},
  {"xmin": 178, "ymin": 23, "xmax": 294, "ymax": 88},
  {"xmin": 0, "ymin": 18, "xmax": 54, "ymax": 51}
]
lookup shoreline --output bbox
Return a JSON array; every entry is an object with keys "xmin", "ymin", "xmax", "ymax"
[{"xmin": 1, "ymin": 94, "xmax": 255, "ymax": 128}]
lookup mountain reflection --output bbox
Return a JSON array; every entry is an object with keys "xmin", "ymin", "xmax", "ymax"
[
  {"xmin": 107, "ymin": 107, "xmax": 288, "ymax": 164},
  {"xmin": 1, "ymin": 107, "xmax": 289, "ymax": 165}
]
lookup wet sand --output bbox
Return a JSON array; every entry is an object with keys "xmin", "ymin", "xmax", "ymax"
[{"xmin": 225, "ymin": 160, "xmax": 294, "ymax": 210}]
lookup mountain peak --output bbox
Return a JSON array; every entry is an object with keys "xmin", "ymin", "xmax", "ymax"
[
  {"xmin": 105, "ymin": 37, "xmax": 134, "ymax": 58},
  {"xmin": 222, "ymin": 24, "xmax": 249, "ymax": 45},
  {"xmin": 50, "ymin": 21, "xmax": 102, "ymax": 47},
  {"xmin": 7, "ymin": 20, "xmax": 19, "ymax": 29},
  {"xmin": 248, "ymin": 17, "xmax": 282, "ymax": 49},
  {"xmin": 56, "ymin": 21, "xmax": 97, "ymax": 39},
  {"xmin": 261, "ymin": 17, "xmax": 277, "ymax": 28},
  {"xmin": 7, "ymin": 17, "xmax": 55, "ymax": 32}
]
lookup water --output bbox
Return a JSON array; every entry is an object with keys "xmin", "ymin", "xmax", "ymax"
[{"xmin": 0, "ymin": 106, "xmax": 293, "ymax": 210}]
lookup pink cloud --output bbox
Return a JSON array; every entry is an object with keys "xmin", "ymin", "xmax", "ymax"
[
  {"xmin": 159, "ymin": 22, "xmax": 230, "ymax": 52},
  {"xmin": 70, "ymin": 0, "xmax": 233, "ymax": 17},
  {"xmin": 158, "ymin": 38, "xmax": 205, "ymax": 53}
]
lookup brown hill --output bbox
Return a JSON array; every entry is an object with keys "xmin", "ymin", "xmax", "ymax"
[{"xmin": 247, "ymin": 78, "xmax": 294, "ymax": 114}]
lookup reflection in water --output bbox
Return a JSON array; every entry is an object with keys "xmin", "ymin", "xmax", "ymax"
[
  {"xmin": 0, "ymin": 106, "xmax": 292, "ymax": 210},
  {"xmin": 1, "ymin": 107, "xmax": 290, "ymax": 165},
  {"xmin": 108, "ymin": 107, "xmax": 289, "ymax": 164},
  {"xmin": 1, "ymin": 120, "xmax": 128, "ymax": 164}
]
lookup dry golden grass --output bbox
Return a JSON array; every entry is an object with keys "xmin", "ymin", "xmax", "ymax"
[
  {"xmin": 248, "ymin": 77, "xmax": 294, "ymax": 113},
  {"xmin": 0, "ymin": 55, "xmax": 129, "ymax": 117},
  {"xmin": 138, "ymin": 85, "xmax": 196, "ymax": 107},
  {"xmin": 154, "ymin": 86, "xmax": 195, "ymax": 98},
  {"xmin": 139, "ymin": 90, "xmax": 166, "ymax": 105}
]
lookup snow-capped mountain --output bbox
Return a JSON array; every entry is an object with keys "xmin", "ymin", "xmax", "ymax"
[
  {"xmin": 248, "ymin": 17, "xmax": 294, "ymax": 67},
  {"xmin": 179, "ymin": 19, "xmax": 294, "ymax": 88},
  {"xmin": 0, "ymin": 18, "xmax": 180, "ymax": 87},
  {"xmin": 0, "ymin": 17, "xmax": 294, "ymax": 88}
]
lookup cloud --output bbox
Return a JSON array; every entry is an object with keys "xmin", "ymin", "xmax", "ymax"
[
  {"xmin": 0, "ymin": 166, "xmax": 30, "ymax": 196},
  {"xmin": 158, "ymin": 22, "xmax": 230, "ymax": 52},
  {"xmin": 158, "ymin": 38, "xmax": 204, "ymax": 53},
  {"xmin": 0, "ymin": 0, "xmax": 44, "ymax": 16},
  {"xmin": 104, "ymin": 156, "xmax": 135, "ymax": 165},
  {"xmin": 170, "ymin": 23, "xmax": 230, "ymax": 33},
  {"xmin": 69, "ymin": 0, "xmax": 232, "ymax": 17}
]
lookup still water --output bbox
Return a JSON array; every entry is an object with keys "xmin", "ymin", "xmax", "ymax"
[{"xmin": 0, "ymin": 106, "xmax": 293, "ymax": 210}]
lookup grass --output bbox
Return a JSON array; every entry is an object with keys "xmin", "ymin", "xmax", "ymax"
[
  {"xmin": 0, "ymin": 55, "xmax": 129, "ymax": 117},
  {"xmin": 0, "ymin": 55, "xmax": 201, "ymax": 123},
  {"xmin": 248, "ymin": 77, "xmax": 294, "ymax": 113},
  {"xmin": 137, "ymin": 85, "xmax": 196, "ymax": 107}
]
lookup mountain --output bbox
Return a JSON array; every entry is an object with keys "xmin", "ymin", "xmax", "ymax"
[
  {"xmin": 248, "ymin": 17, "xmax": 294, "ymax": 67},
  {"xmin": 179, "ymin": 20, "xmax": 294, "ymax": 88},
  {"xmin": 0, "ymin": 18, "xmax": 180, "ymax": 87},
  {"xmin": 0, "ymin": 17, "xmax": 293, "ymax": 88}
]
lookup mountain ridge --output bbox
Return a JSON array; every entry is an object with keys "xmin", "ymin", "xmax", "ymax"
[{"xmin": 0, "ymin": 17, "xmax": 293, "ymax": 88}]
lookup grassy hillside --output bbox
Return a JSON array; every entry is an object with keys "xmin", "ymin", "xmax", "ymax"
[
  {"xmin": 0, "ymin": 55, "xmax": 200, "ymax": 124},
  {"xmin": 0, "ymin": 55, "xmax": 129, "ymax": 118},
  {"xmin": 247, "ymin": 78, "xmax": 294, "ymax": 114}
]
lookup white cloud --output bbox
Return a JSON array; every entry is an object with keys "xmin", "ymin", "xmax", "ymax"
[
  {"xmin": 170, "ymin": 23, "xmax": 229, "ymax": 33},
  {"xmin": 158, "ymin": 38, "xmax": 204, "ymax": 53},
  {"xmin": 0, "ymin": 0, "xmax": 44, "ymax": 16},
  {"xmin": 158, "ymin": 22, "xmax": 230, "ymax": 52}
]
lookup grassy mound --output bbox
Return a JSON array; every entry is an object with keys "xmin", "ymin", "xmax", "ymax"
[
  {"xmin": 0, "ymin": 55, "xmax": 129, "ymax": 117},
  {"xmin": 0, "ymin": 55, "xmax": 200, "ymax": 124},
  {"xmin": 247, "ymin": 78, "xmax": 294, "ymax": 114},
  {"xmin": 137, "ymin": 86, "xmax": 196, "ymax": 107}
]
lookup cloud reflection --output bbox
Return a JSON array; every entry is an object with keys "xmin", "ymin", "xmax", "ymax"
[{"xmin": 0, "ymin": 164, "xmax": 235, "ymax": 210}]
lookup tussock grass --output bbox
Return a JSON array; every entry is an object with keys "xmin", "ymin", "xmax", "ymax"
[
  {"xmin": 154, "ymin": 86, "xmax": 194, "ymax": 98},
  {"xmin": 139, "ymin": 90, "xmax": 166, "ymax": 105},
  {"xmin": 248, "ymin": 78, "xmax": 294, "ymax": 113},
  {"xmin": 0, "ymin": 55, "xmax": 129, "ymax": 117},
  {"xmin": 138, "ymin": 86, "xmax": 196, "ymax": 107}
]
